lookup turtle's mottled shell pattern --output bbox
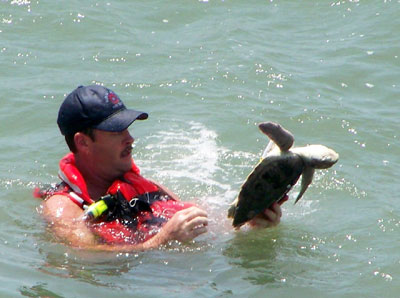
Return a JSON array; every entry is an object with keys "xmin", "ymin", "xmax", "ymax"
[{"xmin": 231, "ymin": 154, "xmax": 304, "ymax": 227}]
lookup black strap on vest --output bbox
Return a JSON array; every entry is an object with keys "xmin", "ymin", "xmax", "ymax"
[{"xmin": 103, "ymin": 191, "xmax": 170, "ymax": 228}]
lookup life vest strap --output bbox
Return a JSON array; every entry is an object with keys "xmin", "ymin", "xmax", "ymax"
[{"xmin": 102, "ymin": 190, "xmax": 170, "ymax": 224}]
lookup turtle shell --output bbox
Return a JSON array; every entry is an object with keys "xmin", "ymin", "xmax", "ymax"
[{"xmin": 231, "ymin": 153, "xmax": 304, "ymax": 227}]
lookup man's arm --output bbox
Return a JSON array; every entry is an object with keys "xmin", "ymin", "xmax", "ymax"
[
  {"xmin": 151, "ymin": 179, "xmax": 283, "ymax": 230},
  {"xmin": 42, "ymin": 195, "xmax": 98, "ymax": 247},
  {"xmin": 41, "ymin": 195, "xmax": 208, "ymax": 251}
]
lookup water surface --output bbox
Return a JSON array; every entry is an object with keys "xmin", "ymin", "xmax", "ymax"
[{"xmin": 1, "ymin": 0, "xmax": 399, "ymax": 297}]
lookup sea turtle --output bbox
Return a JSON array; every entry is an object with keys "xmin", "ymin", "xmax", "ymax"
[{"xmin": 228, "ymin": 122, "xmax": 339, "ymax": 227}]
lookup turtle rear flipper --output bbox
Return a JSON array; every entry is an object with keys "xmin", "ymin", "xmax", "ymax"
[
  {"xmin": 294, "ymin": 167, "xmax": 315, "ymax": 204},
  {"xmin": 227, "ymin": 198, "xmax": 238, "ymax": 218}
]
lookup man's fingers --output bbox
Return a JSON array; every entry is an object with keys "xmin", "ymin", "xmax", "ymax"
[
  {"xmin": 178, "ymin": 206, "xmax": 208, "ymax": 216},
  {"xmin": 191, "ymin": 225, "xmax": 208, "ymax": 238},
  {"xmin": 264, "ymin": 207, "xmax": 281, "ymax": 224},
  {"xmin": 177, "ymin": 206, "xmax": 208, "ymax": 221},
  {"xmin": 246, "ymin": 201, "xmax": 283, "ymax": 229},
  {"xmin": 185, "ymin": 215, "xmax": 208, "ymax": 231},
  {"xmin": 166, "ymin": 206, "xmax": 209, "ymax": 241},
  {"xmin": 269, "ymin": 202, "xmax": 282, "ymax": 218},
  {"xmin": 250, "ymin": 217, "xmax": 271, "ymax": 228},
  {"xmin": 249, "ymin": 204, "xmax": 282, "ymax": 228},
  {"xmin": 278, "ymin": 195, "xmax": 289, "ymax": 206}
]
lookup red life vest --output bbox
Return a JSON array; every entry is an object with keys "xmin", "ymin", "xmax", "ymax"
[{"xmin": 34, "ymin": 153, "xmax": 194, "ymax": 244}]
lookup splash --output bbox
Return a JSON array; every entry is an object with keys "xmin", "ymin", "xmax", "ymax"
[{"xmin": 137, "ymin": 121, "xmax": 233, "ymax": 205}]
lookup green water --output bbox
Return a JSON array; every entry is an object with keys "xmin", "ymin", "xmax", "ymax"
[{"xmin": 1, "ymin": 0, "xmax": 399, "ymax": 297}]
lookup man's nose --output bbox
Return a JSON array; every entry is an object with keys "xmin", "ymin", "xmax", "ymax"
[{"xmin": 124, "ymin": 130, "xmax": 134, "ymax": 145}]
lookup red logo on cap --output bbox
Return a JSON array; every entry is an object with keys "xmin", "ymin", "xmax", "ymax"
[{"xmin": 108, "ymin": 92, "xmax": 120, "ymax": 104}]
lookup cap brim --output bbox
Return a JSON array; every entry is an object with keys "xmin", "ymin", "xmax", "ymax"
[{"xmin": 94, "ymin": 108, "xmax": 148, "ymax": 132}]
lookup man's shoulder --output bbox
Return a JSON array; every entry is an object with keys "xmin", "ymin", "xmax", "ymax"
[{"xmin": 42, "ymin": 194, "xmax": 83, "ymax": 218}]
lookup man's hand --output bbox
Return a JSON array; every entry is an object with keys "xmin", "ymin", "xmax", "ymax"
[
  {"xmin": 159, "ymin": 206, "xmax": 208, "ymax": 242},
  {"xmin": 247, "ymin": 199, "xmax": 285, "ymax": 229}
]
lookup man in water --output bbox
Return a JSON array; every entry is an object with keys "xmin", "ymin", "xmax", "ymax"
[{"xmin": 40, "ymin": 85, "xmax": 283, "ymax": 251}]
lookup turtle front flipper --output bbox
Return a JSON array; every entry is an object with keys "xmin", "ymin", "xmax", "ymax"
[
  {"xmin": 294, "ymin": 167, "xmax": 315, "ymax": 204},
  {"xmin": 258, "ymin": 122, "xmax": 294, "ymax": 152},
  {"xmin": 262, "ymin": 140, "xmax": 277, "ymax": 158}
]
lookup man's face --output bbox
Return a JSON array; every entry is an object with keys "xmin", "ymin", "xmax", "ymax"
[{"xmin": 87, "ymin": 129, "xmax": 134, "ymax": 180}]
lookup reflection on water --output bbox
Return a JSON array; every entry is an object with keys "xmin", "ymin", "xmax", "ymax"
[
  {"xmin": 20, "ymin": 283, "xmax": 64, "ymax": 298},
  {"xmin": 36, "ymin": 239, "xmax": 145, "ymax": 287},
  {"xmin": 223, "ymin": 226, "xmax": 346, "ymax": 290},
  {"xmin": 224, "ymin": 229, "xmax": 281, "ymax": 285},
  {"xmin": 35, "ymin": 232, "xmax": 214, "ymax": 289}
]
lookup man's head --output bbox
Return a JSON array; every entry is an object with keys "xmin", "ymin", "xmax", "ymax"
[{"xmin": 57, "ymin": 85, "xmax": 148, "ymax": 152}]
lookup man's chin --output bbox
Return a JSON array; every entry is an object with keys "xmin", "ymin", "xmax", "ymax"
[{"xmin": 120, "ymin": 159, "xmax": 133, "ymax": 173}]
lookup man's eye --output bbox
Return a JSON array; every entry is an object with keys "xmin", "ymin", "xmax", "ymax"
[{"xmin": 109, "ymin": 131, "xmax": 123, "ymax": 136}]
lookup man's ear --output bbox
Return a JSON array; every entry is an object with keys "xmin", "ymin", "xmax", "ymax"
[{"xmin": 74, "ymin": 132, "xmax": 91, "ymax": 153}]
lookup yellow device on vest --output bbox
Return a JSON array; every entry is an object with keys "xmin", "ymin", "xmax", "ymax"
[{"xmin": 83, "ymin": 194, "xmax": 114, "ymax": 221}]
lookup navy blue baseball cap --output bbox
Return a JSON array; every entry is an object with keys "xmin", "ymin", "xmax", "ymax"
[{"xmin": 57, "ymin": 85, "xmax": 148, "ymax": 136}]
